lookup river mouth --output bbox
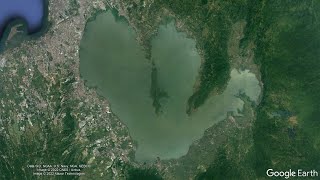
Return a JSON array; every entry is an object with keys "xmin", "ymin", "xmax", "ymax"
[{"xmin": 80, "ymin": 11, "xmax": 261, "ymax": 161}]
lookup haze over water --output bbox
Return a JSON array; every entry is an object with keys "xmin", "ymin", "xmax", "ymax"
[
  {"xmin": 80, "ymin": 11, "xmax": 261, "ymax": 161},
  {"xmin": 0, "ymin": 0, "xmax": 45, "ymax": 39}
]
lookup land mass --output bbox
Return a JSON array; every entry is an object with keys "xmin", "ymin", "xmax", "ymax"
[{"xmin": 0, "ymin": 0, "xmax": 319, "ymax": 179}]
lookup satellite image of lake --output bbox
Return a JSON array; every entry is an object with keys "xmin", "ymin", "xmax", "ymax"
[
  {"xmin": 1, "ymin": 0, "xmax": 320, "ymax": 179},
  {"xmin": 80, "ymin": 11, "xmax": 261, "ymax": 161}
]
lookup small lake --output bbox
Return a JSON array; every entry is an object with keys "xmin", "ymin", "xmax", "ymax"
[{"xmin": 80, "ymin": 11, "xmax": 261, "ymax": 161}]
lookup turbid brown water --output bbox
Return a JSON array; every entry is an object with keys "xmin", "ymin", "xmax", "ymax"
[{"xmin": 80, "ymin": 11, "xmax": 261, "ymax": 161}]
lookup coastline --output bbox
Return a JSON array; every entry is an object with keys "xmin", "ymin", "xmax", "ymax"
[{"xmin": 0, "ymin": 0, "xmax": 50, "ymax": 54}]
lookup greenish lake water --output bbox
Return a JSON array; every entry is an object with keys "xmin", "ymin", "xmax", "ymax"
[{"xmin": 80, "ymin": 11, "xmax": 261, "ymax": 161}]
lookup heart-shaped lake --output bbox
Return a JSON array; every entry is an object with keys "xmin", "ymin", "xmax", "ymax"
[{"xmin": 80, "ymin": 11, "xmax": 261, "ymax": 161}]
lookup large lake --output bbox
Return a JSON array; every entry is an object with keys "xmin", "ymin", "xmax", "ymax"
[{"xmin": 80, "ymin": 11, "xmax": 261, "ymax": 161}]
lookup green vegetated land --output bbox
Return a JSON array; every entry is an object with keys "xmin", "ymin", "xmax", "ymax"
[
  {"xmin": 126, "ymin": 166, "xmax": 163, "ymax": 180},
  {"xmin": 246, "ymin": 0, "xmax": 320, "ymax": 176},
  {"xmin": 195, "ymin": 148, "xmax": 243, "ymax": 180},
  {"xmin": 0, "ymin": 49, "xmax": 134, "ymax": 179},
  {"xmin": 191, "ymin": 0, "xmax": 320, "ymax": 178},
  {"xmin": 125, "ymin": 0, "xmax": 320, "ymax": 179},
  {"xmin": 0, "ymin": 61, "xmax": 86, "ymax": 179}
]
